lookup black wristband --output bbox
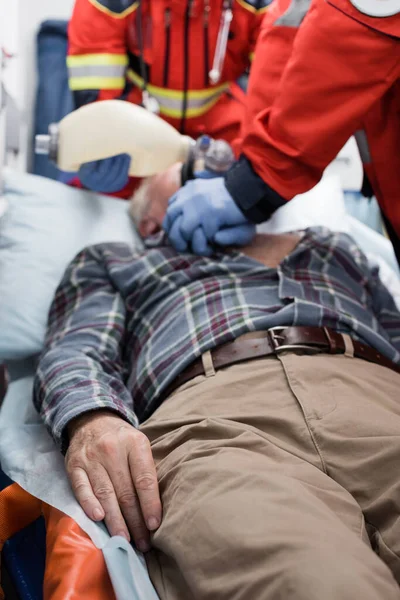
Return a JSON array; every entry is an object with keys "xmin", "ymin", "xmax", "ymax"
[
  {"xmin": 225, "ymin": 155, "xmax": 287, "ymax": 223},
  {"xmin": 181, "ymin": 158, "xmax": 195, "ymax": 186}
]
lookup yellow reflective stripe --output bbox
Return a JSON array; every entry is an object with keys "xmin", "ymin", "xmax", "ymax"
[
  {"xmin": 126, "ymin": 69, "xmax": 227, "ymax": 117},
  {"xmin": 127, "ymin": 69, "xmax": 229, "ymax": 100},
  {"xmin": 178, "ymin": 84, "xmax": 228, "ymax": 100},
  {"xmin": 157, "ymin": 91, "xmax": 223, "ymax": 110},
  {"xmin": 236, "ymin": 0, "xmax": 257, "ymax": 13},
  {"xmin": 236, "ymin": 0, "xmax": 270, "ymax": 13},
  {"xmin": 249, "ymin": 52, "xmax": 255, "ymax": 62},
  {"xmin": 159, "ymin": 96, "xmax": 221, "ymax": 119},
  {"xmin": 88, "ymin": 0, "xmax": 138, "ymax": 18},
  {"xmin": 68, "ymin": 55, "xmax": 128, "ymax": 89},
  {"xmin": 67, "ymin": 54, "xmax": 128, "ymax": 67},
  {"xmin": 69, "ymin": 76, "xmax": 125, "ymax": 90}
]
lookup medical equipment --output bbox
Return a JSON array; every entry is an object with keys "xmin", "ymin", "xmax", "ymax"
[
  {"xmin": 209, "ymin": 0, "xmax": 234, "ymax": 85},
  {"xmin": 35, "ymin": 100, "xmax": 193, "ymax": 177},
  {"xmin": 35, "ymin": 99, "xmax": 235, "ymax": 180},
  {"xmin": 181, "ymin": 134, "xmax": 235, "ymax": 183},
  {"xmin": 135, "ymin": 0, "xmax": 234, "ymax": 113}
]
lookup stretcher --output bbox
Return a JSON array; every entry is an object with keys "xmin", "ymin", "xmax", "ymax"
[
  {"xmin": 2, "ymin": 195, "xmax": 399, "ymax": 600},
  {"xmin": 0, "ymin": 374, "xmax": 160, "ymax": 600}
]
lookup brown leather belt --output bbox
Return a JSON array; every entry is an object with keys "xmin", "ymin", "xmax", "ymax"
[{"xmin": 162, "ymin": 327, "xmax": 400, "ymax": 400}]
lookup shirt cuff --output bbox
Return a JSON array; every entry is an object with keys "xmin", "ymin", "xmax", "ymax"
[
  {"xmin": 225, "ymin": 155, "xmax": 287, "ymax": 223},
  {"xmin": 51, "ymin": 395, "xmax": 139, "ymax": 455}
]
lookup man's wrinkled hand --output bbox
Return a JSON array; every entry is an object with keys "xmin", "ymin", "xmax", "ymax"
[{"xmin": 66, "ymin": 410, "xmax": 161, "ymax": 553}]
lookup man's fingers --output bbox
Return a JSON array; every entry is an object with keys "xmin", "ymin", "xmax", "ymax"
[
  {"xmin": 128, "ymin": 435, "xmax": 162, "ymax": 533},
  {"xmin": 87, "ymin": 464, "xmax": 130, "ymax": 541},
  {"xmin": 108, "ymin": 465, "xmax": 151, "ymax": 553},
  {"xmin": 67, "ymin": 464, "xmax": 105, "ymax": 522},
  {"xmin": 66, "ymin": 420, "xmax": 160, "ymax": 553}
]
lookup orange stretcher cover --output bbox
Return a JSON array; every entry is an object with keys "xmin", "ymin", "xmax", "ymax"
[{"xmin": 0, "ymin": 483, "xmax": 115, "ymax": 600}]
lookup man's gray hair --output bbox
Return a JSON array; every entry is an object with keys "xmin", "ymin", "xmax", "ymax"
[{"xmin": 129, "ymin": 178, "xmax": 152, "ymax": 226}]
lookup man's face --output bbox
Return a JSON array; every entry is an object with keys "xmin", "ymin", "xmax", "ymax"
[
  {"xmin": 132, "ymin": 164, "xmax": 301, "ymax": 265},
  {"xmin": 136, "ymin": 163, "xmax": 182, "ymax": 237}
]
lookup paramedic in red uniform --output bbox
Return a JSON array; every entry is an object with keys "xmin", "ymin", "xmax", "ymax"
[
  {"xmin": 66, "ymin": 0, "xmax": 269, "ymax": 197},
  {"xmin": 163, "ymin": 0, "xmax": 400, "ymax": 262}
]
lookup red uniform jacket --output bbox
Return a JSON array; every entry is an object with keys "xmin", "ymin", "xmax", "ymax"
[
  {"xmin": 226, "ymin": 0, "xmax": 400, "ymax": 258},
  {"xmin": 67, "ymin": 0, "xmax": 270, "ymax": 197},
  {"xmin": 67, "ymin": 0, "xmax": 270, "ymax": 141}
]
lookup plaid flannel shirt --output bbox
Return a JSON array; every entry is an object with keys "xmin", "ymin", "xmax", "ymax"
[{"xmin": 34, "ymin": 228, "xmax": 400, "ymax": 449}]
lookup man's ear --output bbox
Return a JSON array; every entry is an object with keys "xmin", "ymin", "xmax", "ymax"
[{"xmin": 139, "ymin": 218, "xmax": 161, "ymax": 238}]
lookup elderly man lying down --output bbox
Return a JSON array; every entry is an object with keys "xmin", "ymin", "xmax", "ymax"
[{"xmin": 34, "ymin": 166, "xmax": 400, "ymax": 600}]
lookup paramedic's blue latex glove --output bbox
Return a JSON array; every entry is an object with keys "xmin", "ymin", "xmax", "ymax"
[
  {"xmin": 194, "ymin": 168, "xmax": 220, "ymax": 179},
  {"xmin": 163, "ymin": 177, "xmax": 255, "ymax": 256},
  {"xmin": 78, "ymin": 153, "xmax": 131, "ymax": 193}
]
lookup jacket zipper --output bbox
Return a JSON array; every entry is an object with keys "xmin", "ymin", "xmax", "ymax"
[
  {"xmin": 203, "ymin": 0, "xmax": 210, "ymax": 87},
  {"xmin": 180, "ymin": 0, "xmax": 193, "ymax": 134},
  {"xmin": 163, "ymin": 8, "xmax": 171, "ymax": 88}
]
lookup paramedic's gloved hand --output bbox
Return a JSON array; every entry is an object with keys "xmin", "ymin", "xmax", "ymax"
[
  {"xmin": 78, "ymin": 153, "xmax": 131, "ymax": 193},
  {"xmin": 66, "ymin": 410, "xmax": 161, "ymax": 553},
  {"xmin": 163, "ymin": 177, "xmax": 255, "ymax": 256},
  {"xmin": 194, "ymin": 168, "xmax": 220, "ymax": 179}
]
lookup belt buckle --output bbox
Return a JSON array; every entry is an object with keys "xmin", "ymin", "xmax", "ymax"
[{"xmin": 268, "ymin": 327, "xmax": 316, "ymax": 354}]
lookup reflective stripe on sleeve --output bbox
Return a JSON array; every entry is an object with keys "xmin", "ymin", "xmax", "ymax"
[
  {"xmin": 275, "ymin": 0, "xmax": 311, "ymax": 26},
  {"xmin": 67, "ymin": 54, "xmax": 128, "ymax": 90}
]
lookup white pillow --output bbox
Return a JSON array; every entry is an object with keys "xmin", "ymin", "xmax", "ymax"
[
  {"xmin": 256, "ymin": 175, "xmax": 350, "ymax": 235},
  {"xmin": 0, "ymin": 169, "xmax": 142, "ymax": 361}
]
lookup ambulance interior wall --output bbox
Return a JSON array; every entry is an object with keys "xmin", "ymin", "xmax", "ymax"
[{"xmin": 2, "ymin": 0, "xmax": 74, "ymax": 173}]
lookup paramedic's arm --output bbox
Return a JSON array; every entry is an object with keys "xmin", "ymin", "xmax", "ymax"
[
  {"xmin": 34, "ymin": 245, "xmax": 161, "ymax": 551},
  {"xmin": 232, "ymin": 0, "xmax": 294, "ymax": 155},
  {"xmin": 248, "ymin": 0, "xmax": 271, "ymax": 64},
  {"xmin": 68, "ymin": 0, "xmax": 134, "ymax": 108},
  {"xmin": 226, "ymin": 0, "xmax": 399, "ymax": 222}
]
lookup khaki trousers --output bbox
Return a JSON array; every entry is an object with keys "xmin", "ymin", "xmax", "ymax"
[{"xmin": 140, "ymin": 353, "xmax": 400, "ymax": 599}]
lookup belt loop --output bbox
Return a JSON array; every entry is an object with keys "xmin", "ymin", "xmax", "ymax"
[
  {"xmin": 342, "ymin": 334, "xmax": 355, "ymax": 358},
  {"xmin": 323, "ymin": 327, "xmax": 337, "ymax": 353},
  {"xmin": 201, "ymin": 350, "xmax": 216, "ymax": 377}
]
